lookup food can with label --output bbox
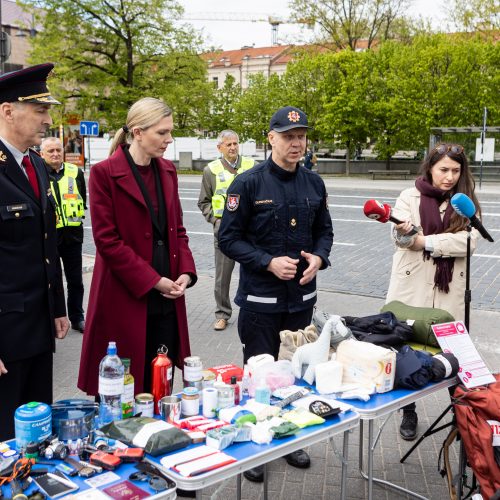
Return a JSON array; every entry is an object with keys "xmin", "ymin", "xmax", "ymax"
[
  {"xmin": 183, "ymin": 356, "xmax": 203, "ymax": 382},
  {"xmin": 134, "ymin": 393, "xmax": 154, "ymax": 418}
]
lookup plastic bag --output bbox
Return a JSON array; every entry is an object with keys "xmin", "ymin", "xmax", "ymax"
[
  {"xmin": 100, "ymin": 417, "xmax": 191, "ymax": 456},
  {"xmin": 248, "ymin": 360, "xmax": 295, "ymax": 396}
]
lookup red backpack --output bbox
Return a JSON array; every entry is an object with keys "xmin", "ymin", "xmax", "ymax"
[{"xmin": 453, "ymin": 374, "xmax": 500, "ymax": 499}]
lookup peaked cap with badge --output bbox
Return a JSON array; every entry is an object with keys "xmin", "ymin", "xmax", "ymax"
[
  {"xmin": 0, "ymin": 62, "xmax": 60, "ymax": 104},
  {"xmin": 269, "ymin": 106, "xmax": 311, "ymax": 132}
]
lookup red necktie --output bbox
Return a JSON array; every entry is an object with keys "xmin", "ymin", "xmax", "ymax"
[{"xmin": 22, "ymin": 155, "xmax": 40, "ymax": 199}]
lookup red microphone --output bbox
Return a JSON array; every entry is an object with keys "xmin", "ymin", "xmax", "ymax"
[{"xmin": 363, "ymin": 199, "xmax": 419, "ymax": 235}]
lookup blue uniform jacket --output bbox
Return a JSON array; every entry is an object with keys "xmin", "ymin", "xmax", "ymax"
[{"xmin": 218, "ymin": 157, "xmax": 333, "ymax": 313}]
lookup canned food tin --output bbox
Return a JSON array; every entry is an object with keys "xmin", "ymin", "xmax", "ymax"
[
  {"xmin": 181, "ymin": 387, "xmax": 200, "ymax": 417},
  {"xmin": 134, "ymin": 393, "xmax": 154, "ymax": 418},
  {"xmin": 184, "ymin": 356, "xmax": 203, "ymax": 382}
]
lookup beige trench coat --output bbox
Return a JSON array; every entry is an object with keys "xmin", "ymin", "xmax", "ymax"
[{"xmin": 386, "ymin": 187, "xmax": 478, "ymax": 321}]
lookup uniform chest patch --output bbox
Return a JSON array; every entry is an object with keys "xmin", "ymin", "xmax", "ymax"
[{"xmin": 226, "ymin": 194, "xmax": 240, "ymax": 211}]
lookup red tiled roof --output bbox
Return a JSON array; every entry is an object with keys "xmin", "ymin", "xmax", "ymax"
[{"xmin": 201, "ymin": 45, "xmax": 292, "ymax": 68}]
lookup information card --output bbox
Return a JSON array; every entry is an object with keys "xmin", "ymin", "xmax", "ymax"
[{"xmin": 432, "ymin": 321, "xmax": 495, "ymax": 388}]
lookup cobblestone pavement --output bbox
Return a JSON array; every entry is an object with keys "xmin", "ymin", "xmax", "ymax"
[
  {"xmin": 55, "ymin": 249, "xmax": 500, "ymax": 499},
  {"xmin": 71, "ymin": 175, "xmax": 500, "ymax": 498},
  {"xmin": 83, "ymin": 175, "xmax": 500, "ymax": 312}
]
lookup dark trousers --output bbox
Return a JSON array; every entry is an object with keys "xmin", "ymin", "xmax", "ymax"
[
  {"xmin": 143, "ymin": 311, "xmax": 179, "ymax": 394},
  {"xmin": 238, "ymin": 308, "xmax": 313, "ymax": 363},
  {"xmin": 58, "ymin": 242, "xmax": 84, "ymax": 324},
  {"xmin": 0, "ymin": 351, "xmax": 53, "ymax": 440}
]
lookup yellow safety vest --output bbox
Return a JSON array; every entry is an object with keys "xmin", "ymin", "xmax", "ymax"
[
  {"xmin": 51, "ymin": 163, "xmax": 85, "ymax": 228},
  {"xmin": 209, "ymin": 157, "xmax": 254, "ymax": 217}
]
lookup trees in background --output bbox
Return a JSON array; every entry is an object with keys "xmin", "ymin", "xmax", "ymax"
[
  {"xmin": 22, "ymin": 0, "xmax": 210, "ymax": 130},
  {"xmin": 289, "ymin": 0, "xmax": 414, "ymax": 50},
  {"xmin": 21, "ymin": 0, "xmax": 499, "ymax": 153}
]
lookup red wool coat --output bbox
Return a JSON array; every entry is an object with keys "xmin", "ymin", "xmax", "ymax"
[{"xmin": 78, "ymin": 145, "xmax": 196, "ymax": 395}]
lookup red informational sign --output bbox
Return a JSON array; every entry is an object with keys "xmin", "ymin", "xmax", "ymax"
[{"xmin": 431, "ymin": 321, "xmax": 495, "ymax": 388}]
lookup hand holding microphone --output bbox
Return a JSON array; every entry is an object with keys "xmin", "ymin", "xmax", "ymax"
[{"xmin": 363, "ymin": 199, "xmax": 419, "ymax": 236}]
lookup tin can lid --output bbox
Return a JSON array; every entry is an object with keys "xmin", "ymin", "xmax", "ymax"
[
  {"xmin": 135, "ymin": 393, "xmax": 154, "ymax": 402},
  {"xmin": 183, "ymin": 387, "xmax": 199, "ymax": 396},
  {"xmin": 184, "ymin": 356, "xmax": 202, "ymax": 367}
]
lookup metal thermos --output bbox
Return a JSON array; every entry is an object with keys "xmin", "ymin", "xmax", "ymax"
[{"xmin": 151, "ymin": 345, "xmax": 173, "ymax": 415}]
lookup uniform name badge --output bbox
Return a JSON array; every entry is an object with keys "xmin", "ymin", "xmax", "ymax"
[{"xmin": 226, "ymin": 194, "xmax": 240, "ymax": 211}]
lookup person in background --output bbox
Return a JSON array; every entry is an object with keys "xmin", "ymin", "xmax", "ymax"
[
  {"xmin": 198, "ymin": 130, "xmax": 256, "ymax": 331},
  {"xmin": 386, "ymin": 143, "xmax": 480, "ymax": 440},
  {"xmin": 41, "ymin": 137, "xmax": 87, "ymax": 333},
  {"xmin": 78, "ymin": 97, "xmax": 197, "ymax": 397},
  {"xmin": 0, "ymin": 63, "xmax": 69, "ymax": 440},
  {"xmin": 303, "ymin": 148, "xmax": 317, "ymax": 170},
  {"xmin": 219, "ymin": 106, "xmax": 333, "ymax": 482}
]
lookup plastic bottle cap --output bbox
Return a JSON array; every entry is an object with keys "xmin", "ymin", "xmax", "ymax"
[{"xmin": 27, "ymin": 402, "xmax": 40, "ymax": 409}]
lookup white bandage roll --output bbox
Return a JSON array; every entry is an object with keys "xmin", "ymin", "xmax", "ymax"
[{"xmin": 202, "ymin": 388, "xmax": 218, "ymax": 418}]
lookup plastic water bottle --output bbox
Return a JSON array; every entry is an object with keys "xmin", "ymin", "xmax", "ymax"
[{"xmin": 98, "ymin": 342, "xmax": 124, "ymax": 425}]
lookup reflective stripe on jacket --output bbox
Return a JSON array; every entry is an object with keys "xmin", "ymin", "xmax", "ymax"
[
  {"xmin": 51, "ymin": 163, "xmax": 85, "ymax": 228},
  {"xmin": 209, "ymin": 157, "xmax": 255, "ymax": 217}
]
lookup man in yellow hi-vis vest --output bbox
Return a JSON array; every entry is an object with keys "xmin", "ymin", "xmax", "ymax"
[
  {"xmin": 41, "ymin": 137, "xmax": 87, "ymax": 333},
  {"xmin": 198, "ymin": 130, "xmax": 256, "ymax": 331}
]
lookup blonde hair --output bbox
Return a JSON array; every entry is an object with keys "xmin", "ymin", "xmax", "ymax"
[{"xmin": 109, "ymin": 97, "xmax": 172, "ymax": 155}]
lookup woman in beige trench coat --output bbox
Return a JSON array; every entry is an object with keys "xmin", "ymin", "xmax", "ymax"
[{"xmin": 386, "ymin": 143, "xmax": 482, "ymax": 441}]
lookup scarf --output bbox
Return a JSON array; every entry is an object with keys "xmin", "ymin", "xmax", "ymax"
[{"xmin": 415, "ymin": 176, "xmax": 455, "ymax": 293}]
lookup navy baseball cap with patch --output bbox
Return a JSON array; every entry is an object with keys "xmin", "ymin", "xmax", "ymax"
[
  {"xmin": 0, "ymin": 63, "xmax": 60, "ymax": 104},
  {"xmin": 269, "ymin": 106, "xmax": 311, "ymax": 132}
]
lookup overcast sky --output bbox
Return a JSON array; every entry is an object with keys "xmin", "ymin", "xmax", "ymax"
[{"xmin": 179, "ymin": 0, "xmax": 448, "ymax": 50}]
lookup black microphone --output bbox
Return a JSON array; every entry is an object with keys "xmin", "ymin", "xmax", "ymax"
[{"xmin": 450, "ymin": 193, "xmax": 494, "ymax": 242}]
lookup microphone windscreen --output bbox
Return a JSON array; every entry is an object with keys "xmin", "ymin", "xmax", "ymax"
[
  {"xmin": 451, "ymin": 193, "xmax": 476, "ymax": 218},
  {"xmin": 363, "ymin": 199, "xmax": 391, "ymax": 223}
]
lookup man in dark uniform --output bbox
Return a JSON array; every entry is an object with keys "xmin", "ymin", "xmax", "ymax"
[
  {"xmin": 219, "ymin": 106, "xmax": 333, "ymax": 482},
  {"xmin": 0, "ymin": 63, "xmax": 69, "ymax": 440}
]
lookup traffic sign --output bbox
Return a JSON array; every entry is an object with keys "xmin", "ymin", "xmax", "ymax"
[{"xmin": 79, "ymin": 121, "xmax": 99, "ymax": 136}]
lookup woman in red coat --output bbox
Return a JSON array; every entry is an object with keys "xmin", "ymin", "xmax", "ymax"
[{"xmin": 78, "ymin": 98, "xmax": 197, "ymax": 396}]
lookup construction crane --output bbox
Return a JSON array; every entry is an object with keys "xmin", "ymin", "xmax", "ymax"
[{"xmin": 182, "ymin": 12, "xmax": 313, "ymax": 46}]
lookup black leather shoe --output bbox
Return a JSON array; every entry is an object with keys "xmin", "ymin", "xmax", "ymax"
[
  {"xmin": 71, "ymin": 320, "xmax": 85, "ymax": 333},
  {"xmin": 400, "ymin": 410, "xmax": 418, "ymax": 440},
  {"xmin": 243, "ymin": 465, "xmax": 264, "ymax": 483},
  {"xmin": 284, "ymin": 449, "xmax": 311, "ymax": 469}
]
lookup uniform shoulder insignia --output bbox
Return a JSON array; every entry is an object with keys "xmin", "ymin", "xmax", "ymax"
[{"xmin": 226, "ymin": 194, "xmax": 240, "ymax": 211}]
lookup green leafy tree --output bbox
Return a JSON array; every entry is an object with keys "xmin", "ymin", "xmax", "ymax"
[
  {"xmin": 450, "ymin": 0, "xmax": 500, "ymax": 33},
  {"xmin": 208, "ymin": 75, "xmax": 242, "ymax": 135},
  {"xmin": 22, "ymin": 0, "xmax": 205, "ymax": 130},
  {"xmin": 289, "ymin": 0, "xmax": 413, "ymax": 50},
  {"xmin": 234, "ymin": 73, "xmax": 288, "ymax": 155}
]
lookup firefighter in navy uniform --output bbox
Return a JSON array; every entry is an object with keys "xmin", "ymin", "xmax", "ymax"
[
  {"xmin": 219, "ymin": 106, "xmax": 333, "ymax": 482},
  {"xmin": 0, "ymin": 64, "xmax": 69, "ymax": 440},
  {"xmin": 41, "ymin": 137, "xmax": 87, "ymax": 333}
]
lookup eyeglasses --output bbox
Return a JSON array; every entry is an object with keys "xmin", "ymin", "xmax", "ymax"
[{"xmin": 433, "ymin": 144, "xmax": 464, "ymax": 155}]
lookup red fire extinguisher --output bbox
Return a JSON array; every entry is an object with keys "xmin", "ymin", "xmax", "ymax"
[{"xmin": 151, "ymin": 345, "xmax": 172, "ymax": 414}]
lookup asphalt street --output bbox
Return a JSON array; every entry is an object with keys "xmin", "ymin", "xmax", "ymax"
[{"xmin": 83, "ymin": 174, "xmax": 500, "ymax": 312}]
